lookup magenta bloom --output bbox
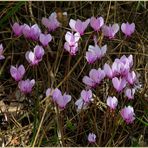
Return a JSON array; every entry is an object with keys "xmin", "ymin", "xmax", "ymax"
[
  {"xmin": 83, "ymin": 68, "xmax": 105, "ymax": 87},
  {"xmin": 10, "ymin": 65, "xmax": 25, "ymax": 81},
  {"xmin": 90, "ymin": 16, "xmax": 104, "ymax": 31},
  {"xmin": 25, "ymin": 45, "xmax": 45, "ymax": 65},
  {"xmin": 42, "ymin": 12, "xmax": 60, "ymax": 32},
  {"xmin": 120, "ymin": 106, "xmax": 135, "ymax": 124},
  {"xmin": 88, "ymin": 133, "xmax": 96, "ymax": 143},
  {"xmin": 52, "ymin": 88, "xmax": 71, "ymax": 109},
  {"xmin": 39, "ymin": 33, "xmax": 52, "ymax": 47},
  {"xmin": 56, "ymin": 93, "xmax": 71, "ymax": 109},
  {"xmin": 23, "ymin": 24, "xmax": 41, "ymax": 40},
  {"xmin": 69, "ymin": 18, "xmax": 90, "ymax": 35},
  {"xmin": 103, "ymin": 63, "xmax": 114, "ymax": 79},
  {"xmin": 125, "ymin": 88, "xmax": 135, "ymax": 100},
  {"xmin": 112, "ymin": 59, "xmax": 130, "ymax": 77},
  {"xmin": 112, "ymin": 77, "xmax": 127, "ymax": 92},
  {"xmin": 86, "ymin": 44, "xmax": 107, "ymax": 64},
  {"xmin": 107, "ymin": 96, "xmax": 118, "ymax": 110},
  {"xmin": 46, "ymin": 88, "xmax": 53, "ymax": 97},
  {"xmin": 120, "ymin": 55, "xmax": 133, "ymax": 68},
  {"xmin": 121, "ymin": 22, "xmax": 135, "ymax": 37},
  {"xmin": 0, "ymin": 44, "xmax": 5, "ymax": 60},
  {"xmin": 18, "ymin": 79, "xmax": 35, "ymax": 94},
  {"xmin": 81, "ymin": 90, "xmax": 92, "ymax": 103},
  {"xmin": 75, "ymin": 97, "xmax": 89, "ymax": 111},
  {"xmin": 64, "ymin": 31, "xmax": 80, "ymax": 55},
  {"xmin": 126, "ymin": 71, "xmax": 136, "ymax": 85},
  {"xmin": 102, "ymin": 23, "xmax": 119, "ymax": 39},
  {"xmin": 12, "ymin": 22, "xmax": 24, "ymax": 36}
]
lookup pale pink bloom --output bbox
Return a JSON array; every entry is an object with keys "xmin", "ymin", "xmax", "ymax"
[
  {"xmin": 12, "ymin": 22, "xmax": 24, "ymax": 36},
  {"xmin": 88, "ymin": 133, "xmax": 96, "ymax": 143},
  {"xmin": 112, "ymin": 77, "xmax": 127, "ymax": 92},
  {"xmin": 86, "ymin": 44, "xmax": 107, "ymax": 64},
  {"xmin": 18, "ymin": 79, "xmax": 35, "ymax": 94},
  {"xmin": 65, "ymin": 32, "xmax": 80, "ymax": 46},
  {"xmin": 121, "ymin": 22, "xmax": 135, "ymax": 37},
  {"xmin": 82, "ymin": 76, "xmax": 96, "ymax": 88},
  {"xmin": 10, "ymin": 65, "xmax": 25, "ymax": 81},
  {"xmin": 64, "ymin": 42, "xmax": 78, "ymax": 56},
  {"xmin": 46, "ymin": 88, "xmax": 53, "ymax": 97},
  {"xmin": 102, "ymin": 23, "xmax": 119, "ymax": 39},
  {"xmin": 52, "ymin": 88, "xmax": 62, "ymax": 102},
  {"xmin": 81, "ymin": 90, "xmax": 92, "ymax": 103},
  {"xmin": 125, "ymin": 88, "xmax": 135, "ymax": 100},
  {"xmin": 103, "ymin": 63, "xmax": 113, "ymax": 79},
  {"xmin": 107, "ymin": 96, "xmax": 118, "ymax": 110},
  {"xmin": 120, "ymin": 106, "xmax": 135, "ymax": 124},
  {"xmin": 23, "ymin": 24, "xmax": 41, "ymax": 40},
  {"xmin": 90, "ymin": 16, "xmax": 104, "ymax": 31},
  {"xmin": 75, "ymin": 98, "xmax": 88, "ymax": 111},
  {"xmin": 52, "ymin": 88, "xmax": 71, "ymax": 109},
  {"xmin": 64, "ymin": 32, "xmax": 80, "ymax": 55},
  {"xmin": 56, "ymin": 93, "xmax": 71, "ymax": 109},
  {"xmin": 126, "ymin": 71, "xmax": 136, "ymax": 85},
  {"xmin": 42, "ymin": 12, "xmax": 60, "ymax": 32},
  {"xmin": 83, "ymin": 68, "xmax": 105, "ymax": 87},
  {"xmin": 120, "ymin": 55, "xmax": 133, "ymax": 68},
  {"xmin": 69, "ymin": 19, "xmax": 90, "ymax": 35},
  {"xmin": 112, "ymin": 59, "xmax": 130, "ymax": 76},
  {"xmin": 25, "ymin": 45, "xmax": 45, "ymax": 65},
  {"xmin": 0, "ymin": 44, "xmax": 5, "ymax": 60},
  {"xmin": 39, "ymin": 33, "xmax": 52, "ymax": 47}
]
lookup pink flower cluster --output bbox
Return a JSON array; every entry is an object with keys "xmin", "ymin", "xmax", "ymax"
[
  {"xmin": 12, "ymin": 12, "xmax": 60, "ymax": 46},
  {"xmin": 5, "ymin": 12, "xmax": 138, "ymax": 131},
  {"xmin": 77, "ymin": 54, "xmax": 138, "ymax": 124},
  {"xmin": 10, "ymin": 65, "xmax": 35, "ymax": 94},
  {"xmin": 64, "ymin": 15, "xmax": 135, "ymax": 56},
  {"xmin": 46, "ymin": 88, "xmax": 71, "ymax": 109},
  {"xmin": 9, "ymin": 12, "xmax": 61, "ymax": 94}
]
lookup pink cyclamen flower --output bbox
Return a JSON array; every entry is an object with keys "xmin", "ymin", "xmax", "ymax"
[
  {"xmin": 83, "ymin": 68, "xmax": 105, "ymax": 87},
  {"xmin": 18, "ymin": 79, "xmax": 35, "ymax": 94},
  {"xmin": 112, "ymin": 59, "xmax": 130, "ymax": 77},
  {"xmin": 103, "ymin": 63, "xmax": 114, "ymax": 79},
  {"xmin": 69, "ymin": 18, "xmax": 90, "ymax": 35},
  {"xmin": 25, "ymin": 45, "xmax": 45, "ymax": 65},
  {"xmin": 42, "ymin": 12, "xmax": 60, "ymax": 32},
  {"xmin": 23, "ymin": 24, "xmax": 41, "ymax": 40},
  {"xmin": 64, "ymin": 31, "xmax": 80, "ymax": 55},
  {"xmin": 39, "ymin": 33, "xmax": 52, "ymax": 47},
  {"xmin": 12, "ymin": 22, "xmax": 24, "ymax": 36},
  {"xmin": 126, "ymin": 71, "xmax": 136, "ymax": 85},
  {"xmin": 90, "ymin": 16, "xmax": 104, "ymax": 31},
  {"xmin": 46, "ymin": 88, "xmax": 54, "ymax": 97},
  {"xmin": 112, "ymin": 77, "xmax": 127, "ymax": 92},
  {"xmin": 0, "ymin": 44, "xmax": 5, "ymax": 60},
  {"xmin": 10, "ymin": 65, "xmax": 25, "ymax": 81},
  {"xmin": 52, "ymin": 88, "xmax": 71, "ymax": 109},
  {"xmin": 121, "ymin": 22, "xmax": 135, "ymax": 37},
  {"xmin": 56, "ymin": 93, "xmax": 71, "ymax": 109},
  {"xmin": 125, "ymin": 88, "xmax": 135, "ymax": 100},
  {"xmin": 86, "ymin": 44, "xmax": 107, "ymax": 64},
  {"xmin": 88, "ymin": 133, "xmax": 96, "ymax": 143},
  {"xmin": 75, "ymin": 98, "xmax": 89, "ymax": 111},
  {"xmin": 102, "ymin": 23, "xmax": 119, "ymax": 39},
  {"xmin": 120, "ymin": 55, "xmax": 133, "ymax": 68},
  {"xmin": 120, "ymin": 106, "xmax": 135, "ymax": 124},
  {"xmin": 81, "ymin": 89, "xmax": 92, "ymax": 103},
  {"xmin": 107, "ymin": 96, "xmax": 118, "ymax": 110}
]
